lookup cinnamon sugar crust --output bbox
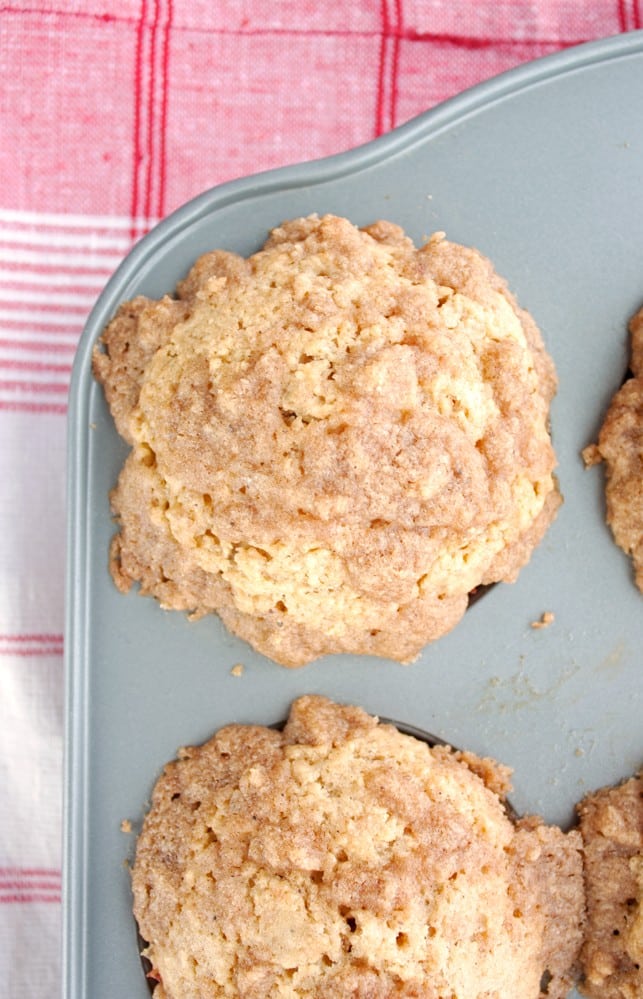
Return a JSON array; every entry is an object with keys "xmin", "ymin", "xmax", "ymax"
[
  {"xmin": 583, "ymin": 307, "xmax": 643, "ymax": 592},
  {"xmin": 94, "ymin": 214, "xmax": 560, "ymax": 666},
  {"xmin": 132, "ymin": 696, "xmax": 584, "ymax": 999},
  {"xmin": 578, "ymin": 771, "xmax": 643, "ymax": 999}
]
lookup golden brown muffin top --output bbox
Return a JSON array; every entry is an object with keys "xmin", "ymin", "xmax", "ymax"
[
  {"xmin": 132, "ymin": 696, "xmax": 584, "ymax": 999},
  {"xmin": 95, "ymin": 215, "xmax": 559, "ymax": 665}
]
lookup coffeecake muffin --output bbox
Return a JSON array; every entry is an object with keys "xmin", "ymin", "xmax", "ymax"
[
  {"xmin": 577, "ymin": 771, "xmax": 643, "ymax": 999},
  {"xmin": 94, "ymin": 214, "xmax": 559, "ymax": 666},
  {"xmin": 583, "ymin": 306, "xmax": 643, "ymax": 592},
  {"xmin": 132, "ymin": 696, "xmax": 584, "ymax": 999}
]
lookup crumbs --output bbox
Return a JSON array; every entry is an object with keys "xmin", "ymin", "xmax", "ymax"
[
  {"xmin": 120, "ymin": 818, "xmax": 132, "ymax": 833},
  {"xmin": 531, "ymin": 611, "xmax": 555, "ymax": 629},
  {"xmin": 581, "ymin": 443, "xmax": 602, "ymax": 467}
]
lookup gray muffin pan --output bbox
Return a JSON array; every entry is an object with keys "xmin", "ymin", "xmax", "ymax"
[{"xmin": 65, "ymin": 33, "xmax": 643, "ymax": 999}]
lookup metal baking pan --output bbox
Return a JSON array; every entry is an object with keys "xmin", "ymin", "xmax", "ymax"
[{"xmin": 64, "ymin": 32, "xmax": 643, "ymax": 999}]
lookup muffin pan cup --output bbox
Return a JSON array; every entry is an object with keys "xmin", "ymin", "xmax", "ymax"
[{"xmin": 64, "ymin": 33, "xmax": 643, "ymax": 999}]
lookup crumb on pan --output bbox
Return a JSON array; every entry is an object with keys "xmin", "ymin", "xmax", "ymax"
[
  {"xmin": 531, "ymin": 611, "xmax": 555, "ymax": 629},
  {"xmin": 94, "ymin": 214, "xmax": 560, "ymax": 666},
  {"xmin": 132, "ymin": 695, "xmax": 584, "ymax": 999}
]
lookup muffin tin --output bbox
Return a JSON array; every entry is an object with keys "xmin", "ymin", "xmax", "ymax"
[{"xmin": 64, "ymin": 33, "xmax": 643, "ymax": 999}]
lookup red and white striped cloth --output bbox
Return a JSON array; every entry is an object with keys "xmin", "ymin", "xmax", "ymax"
[{"xmin": 1, "ymin": 2, "xmax": 639, "ymax": 995}]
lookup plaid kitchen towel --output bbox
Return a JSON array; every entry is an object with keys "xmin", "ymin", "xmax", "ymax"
[{"xmin": 0, "ymin": 1, "xmax": 638, "ymax": 995}]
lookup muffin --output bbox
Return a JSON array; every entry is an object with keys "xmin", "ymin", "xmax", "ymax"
[
  {"xmin": 577, "ymin": 771, "xmax": 643, "ymax": 999},
  {"xmin": 132, "ymin": 696, "xmax": 584, "ymax": 999},
  {"xmin": 583, "ymin": 306, "xmax": 643, "ymax": 592},
  {"xmin": 94, "ymin": 214, "xmax": 560, "ymax": 666}
]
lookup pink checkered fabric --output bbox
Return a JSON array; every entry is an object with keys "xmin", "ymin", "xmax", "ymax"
[{"xmin": 0, "ymin": 2, "xmax": 638, "ymax": 994}]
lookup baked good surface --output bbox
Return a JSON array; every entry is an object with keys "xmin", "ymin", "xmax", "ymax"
[
  {"xmin": 583, "ymin": 307, "xmax": 643, "ymax": 592},
  {"xmin": 93, "ymin": 214, "xmax": 560, "ymax": 666},
  {"xmin": 132, "ymin": 695, "xmax": 584, "ymax": 999},
  {"xmin": 577, "ymin": 771, "xmax": 643, "ymax": 999}
]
